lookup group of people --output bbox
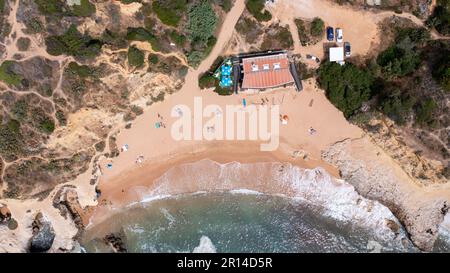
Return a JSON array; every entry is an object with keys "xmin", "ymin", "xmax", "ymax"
[{"xmin": 155, "ymin": 113, "xmax": 166, "ymax": 128}]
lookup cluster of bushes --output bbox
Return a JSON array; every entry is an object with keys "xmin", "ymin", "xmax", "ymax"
[
  {"xmin": 197, "ymin": 56, "xmax": 233, "ymax": 95},
  {"xmin": 128, "ymin": 46, "xmax": 145, "ymax": 67},
  {"xmin": 152, "ymin": 0, "xmax": 188, "ymax": 27},
  {"xmin": 294, "ymin": 17, "xmax": 324, "ymax": 46},
  {"xmin": 430, "ymin": 41, "xmax": 450, "ymax": 93},
  {"xmin": 35, "ymin": 0, "xmax": 96, "ymax": 17},
  {"xmin": 374, "ymin": 28, "xmax": 429, "ymax": 79},
  {"xmin": 427, "ymin": 0, "xmax": 450, "ymax": 36},
  {"xmin": 126, "ymin": 27, "xmax": 160, "ymax": 52},
  {"xmin": 246, "ymin": 0, "xmax": 272, "ymax": 22},
  {"xmin": 45, "ymin": 25, "xmax": 102, "ymax": 58}
]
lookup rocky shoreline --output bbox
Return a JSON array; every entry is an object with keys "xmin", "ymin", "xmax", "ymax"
[{"xmin": 322, "ymin": 137, "xmax": 449, "ymax": 251}]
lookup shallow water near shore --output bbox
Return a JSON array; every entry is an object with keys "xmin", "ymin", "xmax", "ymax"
[{"xmin": 80, "ymin": 192, "xmax": 450, "ymax": 253}]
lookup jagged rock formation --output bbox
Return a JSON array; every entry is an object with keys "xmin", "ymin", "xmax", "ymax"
[{"xmin": 29, "ymin": 212, "xmax": 56, "ymax": 253}]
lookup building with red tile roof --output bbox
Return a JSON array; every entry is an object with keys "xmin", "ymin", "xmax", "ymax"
[{"xmin": 240, "ymin": 53, "xmax": 296, "ymax": 90}]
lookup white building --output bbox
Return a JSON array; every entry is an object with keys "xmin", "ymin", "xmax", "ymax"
[{"xmin": 329, "ymin": 47, "xmax": 345, "ymax": 65}]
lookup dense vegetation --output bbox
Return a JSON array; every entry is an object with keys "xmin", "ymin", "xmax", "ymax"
[
  {"xmin": 45, "ymin": 25, "xmax": 102, "ymax": 58},
  {"xmin": 318, "ymin": 62, "xmax": 373, "ymax": 117},
  {"xmin": 375, "ymin": 28, "xmax": 429, "ymax": 79},
  {"xmin": 427, "ymin": 0, "xmax": 450, "ymax": 36}
]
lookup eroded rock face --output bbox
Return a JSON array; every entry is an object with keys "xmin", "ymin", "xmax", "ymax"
[
  {"xmin": 29, "ymin": 213, "xmax": 56, "ymax": 253},
  {"xmin": 0, "ymin": 205, "xmax": 12, "ymax": 222},
  {"xmin": 103, "ymin": 231, "xmax": 127, "ymax": 253},
  {"xmin": 322, "ymin": 137, "xmax": 450, "ymax": 251}
]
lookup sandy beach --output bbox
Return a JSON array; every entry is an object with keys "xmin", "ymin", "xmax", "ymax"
[{"xmin": 1, "ymin": 0, "xmax": 449, "ymax": 253}]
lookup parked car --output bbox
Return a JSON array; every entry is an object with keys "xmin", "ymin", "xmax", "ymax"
[
  {"xmin": 336, "ymin": 28, "xmax": 343, "ymax": 43},
  {"xmin": 344, "ymin": 42, "xmax": 351, "ymax": 57},
  {"xmin": 326, "ymin": 27, "xmax": 334, "ymax": 41}
]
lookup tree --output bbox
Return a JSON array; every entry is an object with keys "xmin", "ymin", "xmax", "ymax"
[
  {"xmin": 310, "ymin": 17, "xmax": 324, "ymax": 37},
  {"xmin": 246, "ymin": 0, "xmax": 272, "ymax": 22},
  {"xmin": 318, "ymin": 62, "xmax": 373, "ymax": 117},
  {"xmin": 128, "ymin": 46, "xmax": 144, "ymax": 67}
]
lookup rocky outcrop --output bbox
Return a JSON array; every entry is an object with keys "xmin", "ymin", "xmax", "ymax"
[
  {"xmin": 0, "ymin": 205, "xmax": 11, "ymax": 223},
  {"xmin": 103, "ymin": 231, "xmax": 127, "ymax": 253},
  {"xmin": 53, "ymin": 186, "xmax": 86, "ymax": 241},
  {"xmin": 29, "ymin": 213, "xmax": 56, "ymax": 253},
  {"xmin": 322, "ymin": 137, "xmax": 450, "ymax": 251},
  {"xmin": 364, "ymin": 118, "xmax": 448, "ymax": 186}
]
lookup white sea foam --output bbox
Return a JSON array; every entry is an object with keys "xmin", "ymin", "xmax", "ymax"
[
  {"xmin": 229, "ymin": 189, "xmax": 262, "ymax": 195},
  {"xmin": 192, "ymin": 236, "xmax": 217, "ymax": 253},
  {"xmin": 126, "ymin": 159, "xmax": 409, "ymax": 247}
]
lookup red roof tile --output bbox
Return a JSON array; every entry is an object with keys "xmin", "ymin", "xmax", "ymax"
[{"xmin": 241, "ymin": 53, "xmax": 294, "ymax": 90}]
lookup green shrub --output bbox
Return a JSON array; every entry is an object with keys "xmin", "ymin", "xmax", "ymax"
[
  {"xmin": 169, "ymin": 30, "xmax": 186, "ymax": 47},
  {"xmin": 379, "ymin": 88, "xmax": 416, "ymax": 125},
  {"xmin": 148, "ymin": 53, "xmax": 159, "ymax": 64},
  {"xmin": 39, "ymin": 117, "xmax": 55, "ymax": 134},
  {"xmin": 128, "ymin": 46, "xmax": 145, "ymax": 67},
  {"xmin": 318, "ymin": 62, "xmax": 373, "ymax": 118},
  {"xmin": 70, "ymin": 0, "xmax": 96, "ymax": 17},
  {"xmin": 45, "ymin": 25, "xmax": 102, "ymax": 58},
  {"xmin": 17, "ymin": 37, "xmax": 31, "ymax": 51},
  {"xmin": 416, "ymin": 98, "xmax": 437, "ymax": 126},
  {"xmin": 126, "ymin": 27, "xmax": 160, "ymax": 51},
  {"xmin": 216, "ymin": 0, "xmax": 232, "ymax": 12},
  {"xmin": 376, "ymin": 46, "xmax": 420, "ymax": 79},
  {"xmin": 431, "ymin": 43, "xmax": 450, "ymax": 92},
  {"xmin": 56, "ymin": 110, "xmax": 67, "ymax": 126},
  {"xmin": 198, "ymin": 73, "xmax": 216, "ymax": 89},
  {"xmin": 34, "ymin": 0, "xmax": 63, "ymax": 15},
  {"xmin": 187, "ymin": 1, "xmax": 218, "ymax": 43},
  {"xmin": 187, "ymin": 51, "xmax": 205, "ymax": 68},
  {"xmin": 0, "ymin": 61, "xmax": 23, "ymax": 86},
  {"xmin": 100, "ymin": 29, "xmax": 128, "ymax": 49},
  {"xmin": 246, "ymin": 0, "xmax": 272, "ymax": 22},
  {"xmin": 0, "ymin": 119, "xmax": 22, "ymax": 160},
  {"xmin": 310, "ymin": 17, "xmax": 324, "ymax": 37},
  {"xmin": 152, "ymin": 0, "xmax": 187, "ymax": 27},
  {"xmin": 67, "ymin": 62, "xmax": 94, "ymax": 78},
  {"xmin": 426, "ymin": 0, "xmax": 450, "ymax": 36},
  {"xmin": 12, "ymin": 100, "xmax": 29, "ymax": 121}
]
